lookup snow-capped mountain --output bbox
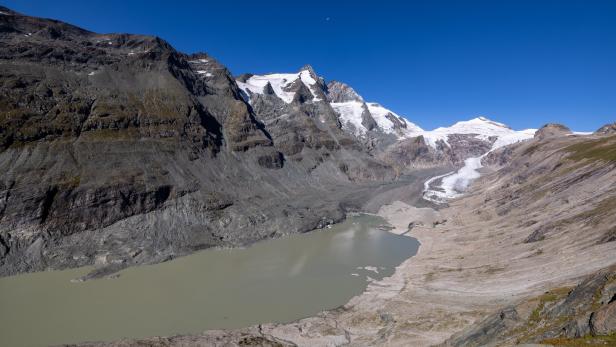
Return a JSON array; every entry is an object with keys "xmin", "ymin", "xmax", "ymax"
[
  {"xmin": 236, "ymin": 67, "xmax": 422, "ymax": 145},
  {"xmin": 326, "ymin": 81, "xmax": 423, "ymax": 139},
  {"xmin": 419, "ymin": 118, "xmax": 536, "ymax": 204},
  {"xmin": 236, "ymin": 67, "xmax": 325, "ymax": 104},
  {"xmin": 380, "ymin": 116, "xmax": 537, "ymax": 175},
  {"xmin": 235, "ymin": 65, "xmax": 539, "ymax": 173},
  {"xmin": 417, "ymin": 116, "xmax": 537, "ymax": 152}
]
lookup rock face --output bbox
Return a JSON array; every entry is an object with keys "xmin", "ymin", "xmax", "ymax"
[
  {"xmin": 446, "ymin": 266, "xmax": 616, "ymax": 346},
  {"xmin": 326, "ymin": 80, "xmax": 365, "ymax": 103},
  {"xmin": 534, "ymin": 123, "xmax": 572, "ymax": 139},
  {"xmin": 382, "ymin": 133, "xmax": 494, "ymax": 170},
  {"xmin": 0, "ymin": 7, "xmax": 397, "ymax": 278},
  {"xmin": 596, "ymin": 122, "xmax": 616, "ymax": 135},
  {"xmin": 382, "ymin": 117, "xmax": 536, "ymax": 171},
  {"xmin": 236, "ymin": 64, "xmax": 539, "ymax": 174},
  {"xmin": 237, "ymin": 71, "xmax": 423, "ymax": 153},
  {"xmin": 236, "ymin": 66, "xmax": 397, "ymax": 181}
]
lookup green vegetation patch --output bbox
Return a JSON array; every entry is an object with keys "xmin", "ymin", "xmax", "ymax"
[
  {"xmin": 508, "ymin": 287, "xmax": 573, "ymax": 343},
  {"xmin": 541, "ymin": 332, "xmax": 616, "ymax": 346},
  {"xmin": 565, "ymin": 136, "xmax": 616, "ymax": 163},
  {"xmin": 529, "ymin": 287, "xmax": 572, "ymax": 323}
]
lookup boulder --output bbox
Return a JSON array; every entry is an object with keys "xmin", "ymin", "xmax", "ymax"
[{"xmin": 591, "ymin": 301, "xmax": 616, "ymax": 335}]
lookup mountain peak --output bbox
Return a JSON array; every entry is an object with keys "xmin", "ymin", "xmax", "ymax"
[
  {"xmin": 299, "ymin": 64, "xmax": 317, "ymax": 76},
  {"xmin": 466, "ymin": 116, "xmax": 511, "ymax": 129},
  {"xmin": 0, "ymin": 6, "xmax": 17, "ymax": 15},
  {"xmin": 534, "ymin": 123, "xmax": 572, "ymax": 139},
  {"xmin": 326, "ymin": 81, "xmax": 364, "ymax": 103}
]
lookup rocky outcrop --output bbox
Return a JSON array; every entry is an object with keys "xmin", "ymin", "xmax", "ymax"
[
  {"xmin": 534, "ymin": 123, "xmax": 572, "ymax": 139},
  {"xmin": 381, "ymin": 133, "xmax": 494, "ymax": 171},
  {"xmin": 326, "ymin": 80, "xmax": 364, "ymax": 103},
  {"xmin": 596, "ymin": 122, "xmax": 616, "ymax": 135},
  {"xmin": 445, "ymin": 266, "xmax": 616, "ymax": 346},
  {"xmin": 236, "ymin": 67, "xmax": 397, "ymax": 181},
  {"xmin": 481, "ymin": 142, "xmax": 518, "ymax": 167},
  {"xmin": 71, "ymin": 328, "xmax": 295, "ymax": 347}
]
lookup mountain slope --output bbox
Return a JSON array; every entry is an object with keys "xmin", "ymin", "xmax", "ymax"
[
  {"xmin": 0, "ymin": 7, "xmax": 398, "ymax": 278},
  {"xmin": 237, "ymin": 69, "xmax": 424, "ymax": 152},
  {"xmin": 381, "ymin": 116, "xmax": 536, "ymax": 180},
  {"xmin": 236, "ymin": 66, "xmax": 537, "ymax": 177},
  {"xmin": 69, "ymin": 121, "xmax": 616, "ymax": 347},
  {"xmin": 0, "ymin": 5, "xmax": 553, "ymax": 278}
]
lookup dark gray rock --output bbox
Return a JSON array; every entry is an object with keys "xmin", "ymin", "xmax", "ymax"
[
  {"xmin": 445, "ymin": 307, "xmax": 521, "ymax": 347},
  {"xmin": 381, "ymin": 133, "xmax": 493, "ymax": 172}
]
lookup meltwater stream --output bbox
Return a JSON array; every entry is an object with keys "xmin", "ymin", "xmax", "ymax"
[{"xmin": 0, "ymin": 214, "xmax": 419, "ymax": 347}]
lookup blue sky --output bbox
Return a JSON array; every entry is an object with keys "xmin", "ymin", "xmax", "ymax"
[{"xmin": 6, "ymin": 0, "xmax": 615, "ymax": 131}]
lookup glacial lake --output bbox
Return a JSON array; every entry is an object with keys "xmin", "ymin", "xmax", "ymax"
[{"xmin": 0, "ymin": 214, "xmax": 419, "ymax": 347}]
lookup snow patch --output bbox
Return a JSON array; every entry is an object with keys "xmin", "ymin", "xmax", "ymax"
[
  {"xmin": 366, "ymin": 102, "xmax": 424, "ymax": 135},
  {"xmin": 299, "ymin": 69, "xmax": 321, "ymax": 101},
  {"xmin": 235, "ymin": 67, "xmax": 322, "ymax": 104},
  {"xmin": 329, "ymin": 100, "xmax": 423, "ymax": 139},
  {"xmin": 489, "ymin": 128, "xmax": 537, "ymax": 151},
  {"xmin": 423, "ymin": 170, "xmax": 455, "ymax": 193},
  {"xmin": 330, "ymin": 101, "xmax": 367, "ymax": 136},
  {"xmin": 236, "ymin": 73, "xmax": 299, "ymax": 103},
  {"xmin": 196, "ymin": 70, "xmax": 213, "ymax": 77}
]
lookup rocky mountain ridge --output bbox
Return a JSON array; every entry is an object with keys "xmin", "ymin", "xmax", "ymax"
[
  {"xmin": 0, "ymin": 6, "xmax": 398, "ymax": 278},
  {"xmin": 236, "ymin": 66, "xmax": 541, "ymax": 173}
]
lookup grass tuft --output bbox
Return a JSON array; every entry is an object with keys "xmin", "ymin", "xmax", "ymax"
[
  {"xmin": 542, "ymin": 332, "xmax": 616, "ymax": 346},
  {"xmin": 565, "ymin": 136, "xmax": 616, "ymax": 163}
]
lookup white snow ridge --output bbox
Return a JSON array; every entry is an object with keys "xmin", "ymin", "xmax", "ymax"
[
  {"xmin": 236, "ymin": 67, "xmax": 321, "ymax": 104},
  {"xmin": 422, "ymin": 117, "xmax": 538, "ymax": 204},
  {"xmin": 330, "ymin": 101, "xmax": 367, "ymax": 136}
]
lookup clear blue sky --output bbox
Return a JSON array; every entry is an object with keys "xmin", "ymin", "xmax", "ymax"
[{"xmin": 6, "ymin": 0, "xmax": 615, "ymax": 131}]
